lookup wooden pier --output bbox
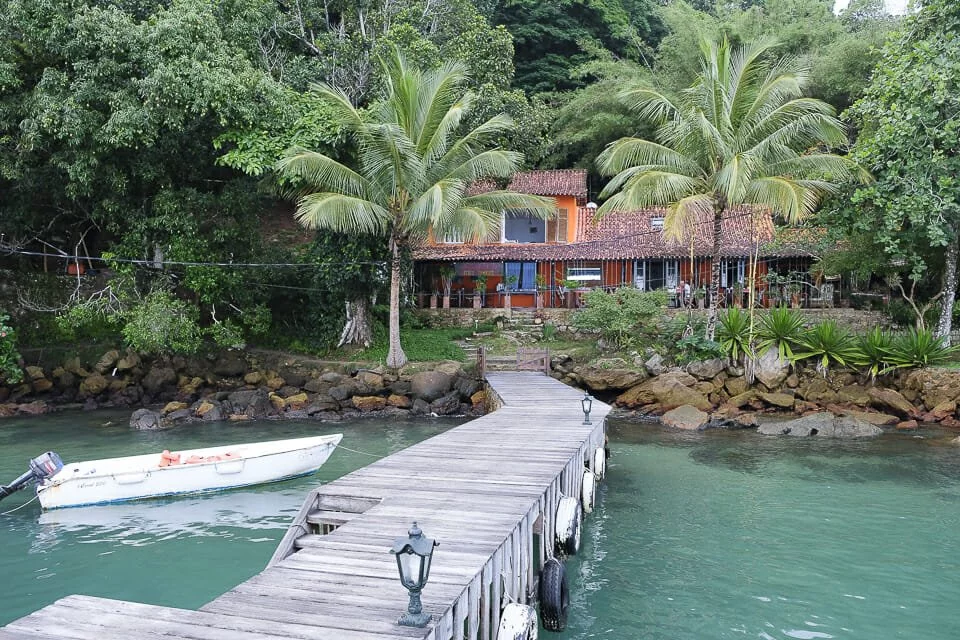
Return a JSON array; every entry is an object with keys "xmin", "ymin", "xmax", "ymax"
[{"xmin": 0, "ymin": 372, "xmax": 610, "ymax": 640}]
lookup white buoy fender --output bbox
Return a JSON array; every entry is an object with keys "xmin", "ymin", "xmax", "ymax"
[
  {"xmin": 538, "ymin": 557, "xmax": 570, "ymax": 632},
  {"xmin": 496, "ymin": 603, "xmax": 538, "ymax": 640},
  {"xmin": 592, "ymin": 447, "xmax": 606, "ymax": 481},
  {"xmin": 582, "ymin": 469, "xmax": 596, "ymax": 514},
  {"xmin": 555, "ymin": 496, "xmax": 582, "ymax": 556}
]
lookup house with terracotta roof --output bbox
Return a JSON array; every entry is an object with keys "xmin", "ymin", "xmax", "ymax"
[{"xmin": 413, "ymin": 169, "xmax": 821, "ymax": 308}]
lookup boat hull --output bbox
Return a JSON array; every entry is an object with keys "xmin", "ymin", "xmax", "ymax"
[{"xmin": 36, "ymin": 434, "xmax": 342, "ymax": 509}]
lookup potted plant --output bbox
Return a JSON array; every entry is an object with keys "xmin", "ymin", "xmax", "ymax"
[
  {"xmin": 475, "ymin": 273, "xmax": 488, "ymax": 308},
  {"xmin": 440, "ymin": 266, "xmax": 455, "ymax": 309},
  {"xmin": 504, "ymin": 274, "xmax": 518, "ymax": 308},
  {"xmin": 694, "ymin": 286, "xmax": 706, "ymax": 309},
  {"xmin": 786, "ymin": 281, "xmax": 802, "ymax": 308},
  {"xmin": 562, "ymin": 279, "xmax": 580, "ymax": 308},
  {"xmin": 535, "ymin": 274, "xmax": 547, "ymax": 309}
]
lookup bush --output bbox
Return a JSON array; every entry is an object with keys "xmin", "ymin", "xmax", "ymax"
[
  {"xmin": 756, "ymin": 307, "xmax": 805, "ymax": 361},
  {"xmin": 0, "ymin": 313, "xmax": 24, "ymax": 384},
  {"xmin": 717, "ymin": 308, "xmax": 753, "ymax": 362},
  {"xmin": 884, "ymin": 328, "xmax": 959, "ymax": 370},
  {"xmin": 675, "ymin": 333, "xmax": 724, "ymax": 364},
  {"xmin": 122, "ymin": 291, "xmax": 203, "ymax": 355},
  {"xmin": 793, "ymin": 320, "xmax": 859, "ymax": 374},
  {"xmin": 573, "ymin": 287, "xmax": 667, "ymax": 349},
  {"xmin": 853, "ymin": 327, "xmax": 894, "ymax": 379}
]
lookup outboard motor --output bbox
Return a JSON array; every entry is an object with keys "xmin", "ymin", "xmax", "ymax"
[{"xmin": 0, "ymin": 451, "xmax": 63, "ymax": 502}]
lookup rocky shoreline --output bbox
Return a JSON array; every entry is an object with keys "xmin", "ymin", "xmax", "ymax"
[
  {"xmin": 0, "ymin": 349, "xmax": 487, "ymax": 428},
  {"xmin": 554, "ymin": 350, "xmax": 960, "ymax": 437}
]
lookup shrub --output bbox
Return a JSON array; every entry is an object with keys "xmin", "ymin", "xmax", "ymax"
[
  {"xmin": 573, "ymin": 287, "xmax": 667, "ymax": 349},
  {"xmin": 884, "ymin": 328, "xmax": 959, "ymax": 370},
  {"xmin": 675, "ymin": 333, "xmax": 725, "ymax": 364},
  {"xmin": 853, "ymin": 327, "xmax": 894, "ymax": 379},
  {"xmin": 0, "ymin": 313, "xmax": 24, "ymax": 384},
  {"xmin": 716, "ymin": 308, "xmax": 753, "ymax": 362},
  {"xmin": 793, "ymin": 320, "xmax": 859, "ymax": 374},
  {"xmin": 122, "ymin": 291, "xmax": 203, "ymax": 355},
  {"xmin": 756, "ymin": 307, "xmax": 805, "ymax": 361},
  {"xmin": 542, "ymin": 323, "xmax": 558, "ymax": 341}
]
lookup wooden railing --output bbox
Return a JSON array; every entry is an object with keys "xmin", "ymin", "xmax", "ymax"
[{"xmin": 516, "ymin": 347, "xmax": 550, "ymax": 375}]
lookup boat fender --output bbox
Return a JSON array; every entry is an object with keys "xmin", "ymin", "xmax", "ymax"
[
  {"xmin": 538, "ymin": 557, "xmax": 569, "ymax": 632},
  {"xmin": 555, "ymin": 496, "xmax": 582, "ymax": 556},
  {"xmin": 591, "ymin": 448, "xmax": 606, "ymax": 482},
  {"xmin": 582, "ymin": 470, "xmax": 596, "ymax": 514},
  {"xmin": 185, "ymin": 455, "xmax": 205, "ymax": 464},
  {"xmin": 158, "ymin": 450, "xmax": 181, "ymax": 468},
  {"xmin": 496, "ymin": 603, "xmax": 538, "ymax": 640}
]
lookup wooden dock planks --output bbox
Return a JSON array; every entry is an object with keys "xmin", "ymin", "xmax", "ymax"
[{"xmin": 2, "ymin": 372, "xmax": 610, "ymax": 640}]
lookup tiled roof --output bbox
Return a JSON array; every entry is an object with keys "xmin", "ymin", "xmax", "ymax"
[
  {"xmin": 507, "ymin": 169, "xmax": 588, "ymax": 197},
  {"xmin": 412, "ymin": 206, "xmax": 803, "ymax": 262}
]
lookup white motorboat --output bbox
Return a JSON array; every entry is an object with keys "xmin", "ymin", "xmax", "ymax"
[{"xmin": 0, "ymin": 434, "xmax": 342, "ymax": 510}]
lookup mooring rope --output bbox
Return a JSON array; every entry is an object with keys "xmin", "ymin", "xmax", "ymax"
[
  {"xmin": 1, "ymin": 494, "xmax": 39, "ymax": 515},
  {"xmin": 337, "ymin": 445, "xmax": 385, "ymax": 459}
]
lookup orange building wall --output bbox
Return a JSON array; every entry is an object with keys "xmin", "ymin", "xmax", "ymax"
[{"xmin": 554, "ymin": 195, "xmax": 578, "ymax": 243}]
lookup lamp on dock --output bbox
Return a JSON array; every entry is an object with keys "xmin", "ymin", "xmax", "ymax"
[
  {"xmin": 390, "ymin": 521, "xmax": 439, "ymax": 627},
  {"xmin": 581, "ymin": 391, "xmax": 593, "ymax": 425}
]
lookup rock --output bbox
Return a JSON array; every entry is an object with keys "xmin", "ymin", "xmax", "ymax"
[
  {"xmin": 434, "ymin": 362, "xmax": 464, "ymax": 377},
  {"xmin": 166, "ymin": 408, "xmax": 191, "ymax": 423},
  {"xmin": 410, "ymin": 398, "xmax": 431, "ymax": 415},
  {"xmin": 730, "ymin": 412, "xmax": 760, "ymax": 428},
  {"xmin": 265, "ymin": 375, "xmax": 285, "ymax": 391},
  {"xmin": 896, "ymin": 419, "xmax": 919, "ymax": 431},
  {"xmin": 130, "ymin": 408, "xmax": 164, "ymax": 430},
  {"xmin": 306, "ymin": 397, "xmax": 340, "ymax": 414},
  {"xmin": 410, "ymin": 371, "xmax": 453, "ymax": 402},
  {"xmin": 285, "ymin": 392, "xmax": 309, "ymax": 410},
  {"xmin": 686, "ymin": 359, "xmax": 725, "ymax": 381},
  {"xmin": 724, "ymin": 376, "xmax": 749, "ymax": 397},
  {"xmin": 661, "ymin": 405, "xmax": 709, "ymax": 430},
  {"xmin": 277, "ymin": 385, "xmax": 301, "ymax": 398},
  {"xmin": 229, "ymin": 414, "xmax": 252, "ymax": 421},
  {"xmin": 269, "ymin": 393, "xmax": 286, "ymax": 411},
  {"xmin": 930, "ymin": 400, "xmax": 957, "ymax": 421},
  {"xmin": 279, "ymin": 371, "xmax": 307, "ymax": 388},
  {"xmin": 227, "ymin": 388, "xmax": 273, "ymax": 418},
  {"xmin": 760, "ymin": 392, "xmax": 795, "ymax": 409},
  {"xmin": 213, "ymin": 352, "xmax": 247, "ymax": 377},
  {"xmin": 63, "ymin": 357, "xmax": 89, "ymax": 377},
  {"xmin": 0, "ymin": 403, "xmax": 15, "ymax": 417},
  {"xmin": 785, "ymin": 373, "xmax": 799, "ymax": 388},
  {"xmin": 243, "ymin": 371, "xmax": 263, "ymax": 386},
  {"xmin": 430, "ymin": 392, "xmax": 461, "ymax": 415},
  {"xmin": 162, "ymin": 401, "xmax": 189, "ymax": 415},
  {"xmin": 353, "ymin": 395, "xmax": 387, "ymax": 412},
  {"xmin": 387, "ymin": 394, "xmax": 411, "ymax": 409},
  {"xmin": 79, "ymin": 373, "xmax": 109, "ymax": 396},
  {"xmin": 754, "ymin": 349, "xmax": 789, "ymax": 389},
  {"xmin": 17, "ymin": 400, "xmax": 48, "ymax": 416},
  {"xmin": 31, "ymin": 378, "xmax": 53, "ymax": 393},
  {"xmin": 304, "ymin": 378, "xmax": 329, "ymax": 394},
  {"xmin": 694, "ymin": 381, "xmax": 716, "ymax": 395},
  {"xmin": 25, "ymin": 365, "xmax": 45, "ymax": 380},
  {"xmin": 758, "ymin": 413, "xmax": 883, "ymax": 438},
  {"xmin": 178, "ymin": 376, "xmax": 204, "ymax": 396},
  {"xmin": 194, "ymin": 400, "xmax": 223, "ymax": 421},
  {"xmin": 837, "ymin": 384, "xmax": 871, "ymax": 406},
  {"xmin": 142, "ymin": 366, "xmax": 176, "ymax": 395},
  {"xmin": 616, "ymin": 371, "xmax": 710, "ymax": 412},
  {"xmin": 644, "ymin": 353, "xmax": 666, "ymax": 376},
  {"xmin": 868, "ymin": 387, "xmax": 917, "ymax": 418},
  {"xmin": 470, "ymin": 390, "xmax": 486, "ymax": 409},
  {"xmin": 577, "ymin": 366, "xmax": 647, "ymax": 392},
  {"xmin": 727, "ymin": 389, "xmax": 758, "ymax": 408},
  {"xmin": 831, "ymin": 407, "xmax": 899, "ymax": 426},
  {"xmin": 356, "ymin": 370, "xmax": 384, "ymax": 391},
  {"xmin": 329, "ymin": 383, "xmax": 356, "ymax": 402},
  {"xmin": 454, "ymin": 376, "xmax": 482, "ymax": 399},
  {"xmin": 94, "ymin": 350, "xmax": 120, "ymax": 373},
  {"xmin": 116, "ymin": 351, "xmax": 140, "ymax": 371},
  {"xmin": 320, "ymin": 372, "xmax": 343, "ymax": 384}
]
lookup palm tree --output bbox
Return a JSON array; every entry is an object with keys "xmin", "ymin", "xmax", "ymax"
[
  {"xmin": 596, "ymin": 38, "xmax": 868, "ymax": 338},
  {"xmin": 276, "ymin": 50, "xmax": 552, "ymax": 368}
]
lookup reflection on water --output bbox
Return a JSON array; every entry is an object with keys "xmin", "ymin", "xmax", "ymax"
[{"xmin": 0, "ymin": 411, "xmax": 462, "ymax": 624}]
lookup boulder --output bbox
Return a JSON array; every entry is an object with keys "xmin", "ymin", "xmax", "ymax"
[
  {"xmin": 31, "ymin": 378, "xmax": 53, "ymax": 393},
  {"xmin": 830, "ymin": 407, "xmax": 898, "ymax": 426},
  {"xmin": 577, "ymin": 366, "xmax": 647, "ymax": 392},
  {"xmin": 285, "ymin": 393, "xmax": 309, "ymax": 410},
  {"xmin": 760, "ymin": 392, "xmax": 795, "ymax": 409},
  {"xmin": 929, "ymin": 400, "xmax": 957, "ymax": 421},
  {"xmin": 837, "ymin": 384, "xmax": 871, "ymax": 406},
  {"xmin": 178, "ymin": 376, "xmax": 204, "ymax": 396},
  {"xmin": 754, "ymin": 349, "xmax": 789, "ymax": 389},
  {"xmin": 387, "ymin": 394, "xmax": 411, "ymax": 408},
  {"xmin": 63, "ymin": 357, "xmax": 89, "ymax": 377},
  {"xmin": 306, "ymin": 396, "xmax": 340, "ymax": 414},
  {"xmin": 785, "ymin": 373, "xmax": 800, "ymax": 388},
  {"xmin": 616, "ymin": 371, "xmax": 710, "ymax": 412},
  {"xmin": 130, "ymin": 408, "xmax": 164, "ymax": 430},
  {"xmin": 724, "ymin": 376, "xmax": 749, "ymax": 397},
  {"xmin": 727, "ymin": 389, "xmax": 758, "ymax": 408},
  {"xmin": 142, "ymin": 366, "xmax": 176, "ymax": 395},
  {"xmin": 896, "ymin": 420, "xmax": 919, "ymax": 431},
  {"xmin": 320, "ymin": 371, "xmax": 343, "ymax": 384},
  {"xmin": 434, "ymin": 362, "xmax": 464, "ymax": 377},
  {"xmin": 410, "ymin": 398, "xmax": 431, "ymax": 416},
  {"xmin": 686, "ymin": 359, "xmax": 725, "ymax": 381},
  {"xmin": 410, "ymin": 371, "xmax": 453, "ymax": 402},
  {"xmin": 430, "ymin": 392, "xmax": 461, "ymax": 415},
  {"xmin": 115, "ymin": 351, "xmax": 140, "ymax": 371},
  {"xmin": 661, "ymin": 405, "xmax": 709, "ymax": 430},
  {"xmin": 758, "ymin": 413, "xmax": 883, "ymax": 438},
  {"xmin": 454, "ymin": 376, "xmax": 482, "ymax": 399},
  {"xmin": 868, "ymin": 387, "xmax": 917, "ymax": 418},
  {"xmin": 243, "ymin": 371, "xmax": 263, "ymax": 386},
  {"xmin": 79, "ymin": 373, "xmax": 109, "ymax": 397},
  {"xmin": 265, "ymin": 375, "xmax": 285, "ymax": 391},
  {"xmin": 213, "ymin": 352, "xmax": 247, "ymax": 377},
  {"xmin": 25, "ymin": 365, "xmax": 45, "ymax": 380},
  {"xmin": 162, "ymin": 401, "xmax": 189, "ymax": 415},
  {"xmin": 194, "ymin": 400, "xmax": 223, "ymax": 421},
  {"xmin": 304, "ymin": 377, "xmax": 329, "ymax": 394},
  {"xmin": 94, "ymin": 350, "xmax": 120, "ymax": 373},
  {"xmin": 17, "ymin": 400, "xmax": 48, "ymax": 416},
  {"xmin": 353, "ymin": 395, "xmax": 387, "ymax": 412},
  {"xmin": 269, "ymin": 393, "xmax": 286, "ymax": 412},
  {"xmin": 644, "ymin": 353, "xmax": 666, "ymax": 377},
  {"xmin": 356, "ymin": 370, "xmax": 384, "ymax": 391},
  {"xmin": 470, "ymin": 390, "xmax": 486, "ymax": 409},
  {"xmin": 278, "ymin": 385, "xmax": 302, "ymax": 398},
  {"xmin": 280, "ymin": 371, "xmax": 307, "ymax": 388},
  {"xmin": 329, "ymin": 383, "xmax": 356, "ymax": 402},
  {"xmin": 227, "ymin": 388, "xmax": 273, "ymax": 418},
  {"xmin": 166, "ymin": 408, "xmax": 192, "ymax": 424}
]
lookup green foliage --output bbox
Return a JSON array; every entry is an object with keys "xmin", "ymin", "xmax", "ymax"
[
  {"xmin": 542, "ymin": 323, "xmax": 559, "ymax": 341},
  {"xmin": 793, "ymin": 320, "xmax": 859, "ymax": 374},
  {"xmin": 0, "ymin": 313, "xmax": 24, "ymax": 385},
  {"xmin": 716, "ymin": 308, "xmax": 753, "ymax": 362},
  {"xmin": 573, "ymin": 287, "xmax": 667, "ymax": 349},
  {"xmin": 675, "ymin": 333, "xmax": 725, "ymax": 365},
  {"xmin": 207, "ymin": 319, "xmax": 246, "ymax": 351},
  {"xmin": 884, "ymin": 328, "xmax": 960, "ymax": 370},
  {"xmin": 359, "ymin": 328, "xmax": 470, "ymax": 363},
  {"xmin": 121, "ymin": 291, "xmax": 203, "ymax": 355},
  {"xmin": 853, "ymin": 326, "xmax": 893, "ymax": 379},
  {"xmin": 756, "ymin": 307, "xmax": 805, "ymax": 361}
]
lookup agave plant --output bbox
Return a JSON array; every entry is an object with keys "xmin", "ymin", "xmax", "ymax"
[
  {"xmin": 756, "ymin": 307, "xmax": 805, "ymax": 361},
  {"xmin": 853, "ymin": 327, "xmax": 894, "ymax": 379},
  {"xmin": 793, "ymin": 320, "xmax": 859, "ymax": 375},
  {"xmin": 717, "ymin": 308, "xmax": 753, "ymax": 363},
  {"xmin": 884, "ymin": 328, "xmax": 960, "ymax": 369}
]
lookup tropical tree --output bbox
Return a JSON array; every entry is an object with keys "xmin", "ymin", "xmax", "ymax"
[
  {"xmin": 276, "ymin": 50, "xmax": 552, "ymax": 368},
  {"xmin": 596, "ymin": 37, "xmax": 866, "ymax": 338}
]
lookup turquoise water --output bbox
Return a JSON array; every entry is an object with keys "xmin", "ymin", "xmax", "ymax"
[
  {"xmin": 0, "ymin": 411, "xmax": 461, "ymax": 625},
  {"xmin": 561, "ymin": 421, "xmax": 960, "ymax": 639}
]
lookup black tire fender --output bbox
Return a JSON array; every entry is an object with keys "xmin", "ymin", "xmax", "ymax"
[{"xmin": 538, "ymin": 557, "xmax": 569, "ymax": 632}]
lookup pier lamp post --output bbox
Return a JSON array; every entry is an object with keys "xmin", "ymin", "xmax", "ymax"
[
  {"xmin": 581, "ymin": 390, "xmax": 593, "ymax": 425},
  {"xmin": 390, "ymin": 521, "xmax": 439, "ymax": 627}
]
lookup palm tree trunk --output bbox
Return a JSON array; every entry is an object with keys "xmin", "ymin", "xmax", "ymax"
[
  {"xmin": 705, "ymin": 200, "xmax": 724, "ymax": 341},
  {"xmin": 387, "ymin": 236, "xmax": 408, "ymax": 369},
  {"xmin": 936, "ymin": 232, "xmax": 958, "ymax": 344}
]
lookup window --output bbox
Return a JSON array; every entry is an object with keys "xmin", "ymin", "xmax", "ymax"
[
  {"xmin": 720, "ymin": 259, "xmax": 745, "ymax": 287},
  {"xmin": 546, "ymin": 208, "xmax": 569, "ymax": 243},
  {"xmin": 633, "ymin": 260, "xmax": 645, "ymax": 290},
  {"xmin": 651, "ymin": 216, "xmax": 665, "ymax": 230},
  {"xmin": 567, "ymin": 267, "xmax": 601, "ymax": 281},
  {"xmin": 504, "ymin": 262, "xmax": 538, "ymax": 290},
  {"xmin": 503, "ymin": 210, "xmax": 546, "ymax": 243}
]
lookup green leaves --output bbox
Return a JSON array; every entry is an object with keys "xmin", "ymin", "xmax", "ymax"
[
  {"xmin": 756, "ymin": 306, "xmax": 805, "ymax": 361},
  {"xmin": 0, "ymin": 313, "xmax": 24, "ymax": 385},
  {"xmin": 717, "ymin": 307, "xmax": 753, "ymax": 362},
  {"xmin": 792, "ymin": 320, "xmax": 860, "ymax": 374},
  {"xmin": 573, "ymin": 287, "xmax": 668, "ymax": 349}
]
